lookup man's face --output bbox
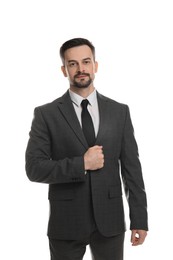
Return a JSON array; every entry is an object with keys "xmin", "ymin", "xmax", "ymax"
[{"xmin": 61, "ymin": 45, "xmax": 98, "ymax": 89}]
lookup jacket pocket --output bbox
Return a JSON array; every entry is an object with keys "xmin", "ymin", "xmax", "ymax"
[{"xmin": 108, "ymin": 185, "xmax": 122, "ymax": 199}]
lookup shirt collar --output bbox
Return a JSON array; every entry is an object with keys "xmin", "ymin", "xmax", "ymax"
[{"xmin": 69, "ymin": 89, "xmax": 97, "ymax": 107}]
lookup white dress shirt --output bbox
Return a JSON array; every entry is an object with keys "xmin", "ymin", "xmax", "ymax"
[{"xmin": 69, "ymin": 89, "xmax": 100, "ymax": 137}]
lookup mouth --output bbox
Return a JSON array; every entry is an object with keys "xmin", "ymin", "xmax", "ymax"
[
  {"xmin": 76, "ymin": 75, "xmax": 87, "ymax": 79},
  {"xmin": 75, "ymin": 73, "xmax": 89, "ymax": 79}
]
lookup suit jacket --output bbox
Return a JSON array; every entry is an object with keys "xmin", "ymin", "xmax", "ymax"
[{"xmin": 25, "ymin": 91, "xmax": 148, "ymax": 240}]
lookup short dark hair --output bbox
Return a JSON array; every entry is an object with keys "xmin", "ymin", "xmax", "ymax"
[{"xmin": 60, "ymin": 38, "xmax": 95, "ymax": 64}]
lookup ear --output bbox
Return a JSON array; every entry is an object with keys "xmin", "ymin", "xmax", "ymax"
[
  {"xmin": 94, "ymin": 61, "xmax": 98, "ymax": 73},
  {"xmin": 61, "ymin": 66, "xmax": 67, "ymax": 77}
]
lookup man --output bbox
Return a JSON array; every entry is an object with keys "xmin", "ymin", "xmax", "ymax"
[{"xmin": 25, "ymin": 38, "xmax": 148, "ymax": 260}]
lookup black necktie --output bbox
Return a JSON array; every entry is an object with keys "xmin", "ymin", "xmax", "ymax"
[{"xmin": 81, "ymin": 99, "xmax": 95, "ymax": 147}]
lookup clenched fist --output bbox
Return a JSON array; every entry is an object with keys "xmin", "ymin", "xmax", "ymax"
[{"xmin": 84, "ymin": 145, "xmax": 104, "ymax": 171}]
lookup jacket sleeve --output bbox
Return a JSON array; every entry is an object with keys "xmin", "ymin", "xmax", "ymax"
[
  {"xmin": 120, "ymin": 105, "xmax": 148, "ymax": 231},
  {"xmin": 25, "ymin": 107, "xmax": 86, "ymax": 184}
]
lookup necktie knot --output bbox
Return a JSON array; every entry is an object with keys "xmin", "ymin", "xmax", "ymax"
[{"xmin": 81, "ymin": 99, "xmax": 89, "ymax": 110}]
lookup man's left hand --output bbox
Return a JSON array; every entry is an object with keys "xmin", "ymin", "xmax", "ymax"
[{"xmin": 131, "ymin": 229, "xmax": 147, "ymax": 246}]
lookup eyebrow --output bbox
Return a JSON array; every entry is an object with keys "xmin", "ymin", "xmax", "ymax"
[
  {"xmin": 67, "ymin": 57, "xmax": 91, "ymax": 63},
  {"xmin": 83, "ymin": 57, "xmax": 91, "ymax": 61}
]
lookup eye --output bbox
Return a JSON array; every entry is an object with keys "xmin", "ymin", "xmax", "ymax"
[
  {"xmin": 83, "ymin": 60, "xmax": 91, "ymax": 65},
  {"xmin": 68, "ymin": 62, "xmax": 77, "ymax": 67}
]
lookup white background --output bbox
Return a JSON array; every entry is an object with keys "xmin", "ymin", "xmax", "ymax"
[{"xmin": 0, "ymin": 0, "xmax": 173, "ymax": 259}]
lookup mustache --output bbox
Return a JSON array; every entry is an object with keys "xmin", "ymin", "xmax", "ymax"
[{"xmin": 74, "ymin": 72, "xmax": 90, "ymax": 78}]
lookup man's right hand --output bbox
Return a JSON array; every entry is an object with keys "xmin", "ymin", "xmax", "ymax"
[{"xmin": 84, "ymin": 145, "xmax": 104, "ymax": 171}]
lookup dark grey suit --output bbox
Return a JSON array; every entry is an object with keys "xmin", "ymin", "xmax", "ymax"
[{"xmin": 25, "ymin": 91, "xmax": 148, "ymax": 242}]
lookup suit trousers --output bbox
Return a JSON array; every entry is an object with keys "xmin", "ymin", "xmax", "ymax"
[{"xmin": 49, "ymin": 230, "xmax": 125, "ymax": 260}]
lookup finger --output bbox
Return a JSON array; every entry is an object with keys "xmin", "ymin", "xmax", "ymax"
[
  {"xmin": 131, "ymin": 237, "xmax": 139, "ymax": 246},
  {"xmin": 131, "ymin": 230, "xmax": 137, "ymax": 245},
  {"xmin": 98, "ymin": 147, "xmax": 104, "ymax": 154},
  {"xmin": 92, "ymin": 145, "xmax": 103, "ymax": 148}
]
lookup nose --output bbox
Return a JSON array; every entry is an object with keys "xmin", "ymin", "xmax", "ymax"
[{"xmin": 77, "ymin": 63, "xmax": 85, "ymax": 73}]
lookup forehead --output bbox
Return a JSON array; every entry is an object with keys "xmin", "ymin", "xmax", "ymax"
[{"xmin": 64, "ymin": 45, "xmax": 93, "ymax": 61}]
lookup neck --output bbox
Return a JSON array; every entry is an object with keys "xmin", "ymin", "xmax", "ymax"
[{"xmin": 70, "ymin": 85, "xmax": 95, "ymax": 98}]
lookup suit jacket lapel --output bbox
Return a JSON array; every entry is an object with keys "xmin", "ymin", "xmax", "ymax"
[{"xmin": 57, "ymin": 91, "xmax": 88, "ymax": 148}]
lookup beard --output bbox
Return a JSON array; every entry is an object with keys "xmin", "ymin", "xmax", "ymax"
[{"xmin": 72, "ymin": 72, "xmax": 93, "ymax": 89}]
